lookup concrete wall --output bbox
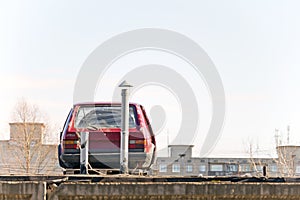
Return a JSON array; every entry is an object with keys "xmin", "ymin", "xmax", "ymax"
[
  {"xmin": 169, "ymin": 145, "xmax": 194, "ymax": 159},
  {"xmin": 0, "ymin": 181, "xmax": 46, "ymax": 200},
  {"xmin": 3, "ymin": 180, "xmax": 300, "ymax": 199},
  {"xmin": 48, "ymin": 182, "xmax": 300, "ymax": 200}
]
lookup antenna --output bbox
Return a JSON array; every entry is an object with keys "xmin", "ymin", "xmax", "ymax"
[
  {"xmin": 287, "ymin": 125, "xmax": 290, "ymax": 145},
  {"xmin": 275, "ymin": 129, "xmax": 279, "ymax": 147},
  {"xmin": 167, "ymin": 129, "xmax": 170, "ymax": 157}
]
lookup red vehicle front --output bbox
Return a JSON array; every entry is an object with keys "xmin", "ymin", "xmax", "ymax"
[{"xmin": 58, "ymin": 103, "xmax": 156, "ymax": 171}]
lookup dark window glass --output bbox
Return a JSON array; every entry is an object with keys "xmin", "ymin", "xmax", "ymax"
[{"xmin": 75, "ymin": 105, "xmax": 137, "ymax": 129}]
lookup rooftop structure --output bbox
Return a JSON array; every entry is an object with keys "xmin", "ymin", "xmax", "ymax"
[{"xmin": 0, "ymin": 122, "xmax": 62, "ymax": 175}]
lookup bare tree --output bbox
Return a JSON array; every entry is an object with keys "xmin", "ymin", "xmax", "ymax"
[
  {"xmin": 245, "ymin": 139, "xmax": 264, "ymax": 176},
  {"xmin": 243, "ymin": 127, "xmax": 300, "ymax": 178},
  {"xmin": 8, "ymin": 98, "xmax": 57, "ymax": 174},
  {"xmin": 275, "ymin": 146, "xmax": 295, "ymax": 176},
  {"xmin": 273, "ymin": 127, "xmax": 298, "ymax": 177}
]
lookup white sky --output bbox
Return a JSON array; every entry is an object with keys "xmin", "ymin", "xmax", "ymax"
[{"xmin": 1, "ymin": 0, "xmax": 300, "ymax": 157}]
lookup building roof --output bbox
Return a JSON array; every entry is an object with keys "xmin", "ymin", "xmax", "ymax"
[
  {"xmin": 9, "ymin": 122, "xmax": 45, "ymax": 127},
  {"xmin": 168, "ymin": 145, "xmax": 194, "ymax": 148}
]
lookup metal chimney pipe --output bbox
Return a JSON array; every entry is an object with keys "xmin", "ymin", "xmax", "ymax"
[
  {"xmin": 80, "ymin": 131, "xmax": 89, "ymax": 174},
  {"xmin": 119, "ymin": 81, "xmax": 133, "ymax": 174}
]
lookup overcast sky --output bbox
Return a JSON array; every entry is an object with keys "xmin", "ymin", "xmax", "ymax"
[{"xmin": 1, "ymin": 0, "xmax": 300, "ymax": 157}]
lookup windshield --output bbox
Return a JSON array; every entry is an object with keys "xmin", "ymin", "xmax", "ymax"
[{"xmin": 74, "ymin": 105, "xmax": 137, "ymax": 129}]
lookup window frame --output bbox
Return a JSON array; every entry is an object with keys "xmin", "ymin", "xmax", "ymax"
[
  {"xmin": 186, "ymin": 165, "xmax": 193, "ymax": 173},
  {"xmin": 159, "ymin": 164, "xmax": 167, "ymax": 173},
  {"xmin": 172, "ymin": 164, "xmax": 180, "ymax": 173},
  {"xmin": 210, "ymin": 164, "xmax": 223, "ymax": 172},
  {"xmin": 199, "ymin": 164, "xmax": 206, "ymax": 172}
]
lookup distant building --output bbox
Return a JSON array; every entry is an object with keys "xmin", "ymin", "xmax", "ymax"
[
  {"xmin": 155, "ymin": 145, "xmax": 300, "ymax": 177},
  {"xmin": 0, "ymin": 123, "xmax": 62, "ymax": 175},
  {"xmin": 3, "ymin": 122, "xmax": 300, "ymax": 177},
  {"xmin": 276, "ymin": 145, "xmax": 300, "ymax": 176}
]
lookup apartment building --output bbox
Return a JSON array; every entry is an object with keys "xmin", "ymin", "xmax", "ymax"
[{"xmin": 155, "ymin": 145, "xmax": 300, "ymax": 177}]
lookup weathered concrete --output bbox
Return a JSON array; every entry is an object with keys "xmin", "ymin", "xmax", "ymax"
[
  {"xmin": 3, "ymin": 176, "xmax": 300, "ymax": 199},
  {"xmin": 48, "ymin": 182, "xmax": 300, "ymax": 200},
  {"xmin": 0, "ymin": 181, "xmax": 46, "ymax": 200}
]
